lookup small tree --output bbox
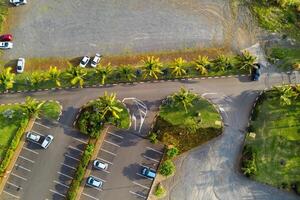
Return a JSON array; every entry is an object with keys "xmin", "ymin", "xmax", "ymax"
[
  {"xmin": 237, "ymin": 51, "xmax": 257, "ymax": 73},
  {"xmin": 213, "ymin": 55, "xmax": 233, "ymax": 72},
  {"xmin": 22, "ymin": 96, "xmax": 45, "ymax": 117},
  {"xmin": 171, "ymin": 87, "xmax": 197, "ymax": 113},
  {"xmin": 166, "ymin": 147, "xmax": 179, "ymax": 159},
  {"xmin": 194, "ymin": 55, "xmax": 210, "ymax": 75},
  {"xmin": 142, "ymin": 56, "xmax": 163, "ymax": 80},
  {"xmin": 171, "ymin": 57, "xmax": 186, "ymax": 77},
  {"xmin": 159, "ymin": 160, "xmax": 175, "ymax": 176},
  {"xmin": 0, "ymin": 67, "xmax": 15, "ymax": 91},
  {"xmin": 47, "ymin": 66, "xmax": 62, "ymax": 87},
  {"xmin": 119, "ymin": 65, "xmax": 136, "ymax": 81},
  {"xmin": 154, "ymin": 183, "xmax": 166, "ymax": 198},
  {"xmin": 95, "ymin": 63, "xmax": 112, "ymax": 85},
  {"xmin": 94, "ymin": 92, "xmax": 123, "ymax": 120},
  {"xmin": 65, "ymin": 66, "xmax": 87, "ymax": 88}
]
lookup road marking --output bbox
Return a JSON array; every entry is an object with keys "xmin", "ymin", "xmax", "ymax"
[
  {"xmin": 34, "ymin": 122, "xmax": 50, "ymax": 129},
  {"xmin": 61, "ymin": 163, "xmax": 76, "ymax": 170},
  {"xmin": 68, "ymin": 145, "xmax": 83, "ymax": 153},
  {"xmin": 143, "ymin": 155, "xmax": 159, "ymax": 163},
  {"xmin": 82, "ymin": 192, "xmax": 100, "ymax": 200},
  {"xmin": 101, "ymin": 148, "xmax": 117, "ymax": 156},
  {"xmin": 90, "ymin": 186, "xmax": 102, "ymax": 191},
  {"xmin": 104, "ymin": 140, "xmax": 120, "ymax": 147},
  {"xmin": 97, "ymin": 157, "xmax": 113, "ymax": 165},
  {"xmin": 53, "ymin": 180, "xmax": 69, "ymax": 188},
  {"xmin": 11, "ymin": 173, "xmax": 27, "ymax": 181},
  {"xmin": 57, "ymin": 171, "xmax": 73, "ymax": 179},
  {"xmin": 129, "ymin": 191, "xmax": 146, "ymax": 199},
  {"xmin": 22, "ymin": 147, "xmax": 39, "ymax": 155},
  {"xmin": 65, "ymin": 154, "xmax": 80, "ymax": 161},
  {"xmin": 49, "ymin": 189, "xmax": 66, "ymax": 198},
  {"xmin": 30, "ymin": 130, "xmax": 45, "ymax": 136},
  {"xmin": 136, "ymin": 173, "xmax": 153, "ymax": 180},
  {"xmin": 3, "ymin": 190, "xmax": 20, "ymax": 199},
  {"xmin": 146, "ymin": 147, "xmax": 163, "ymax": 154},
  {"xmin": 15, "ymin": 164, "xmax": 31, "ymax": 172},
  {"xmin": 138, "ymin": 163, "xmax": 152, "ymax": 169},
  {"xmin": 132, "ymin": 181, "xmax": 150, "ymax": 189},
  {"xmin": 73, "ymin": 137, "xmax": 87, "ymax": 144},
  {"xmin": 19, "ymin": 156, "xmax": 35, "ymax": 163},
  {"xmin": 108, "ymin": 132, "xmax": 123, "ymax": 139},
  {"xmin": 7, "ymin": 181, "xmax": 22, "ymax": 189}
]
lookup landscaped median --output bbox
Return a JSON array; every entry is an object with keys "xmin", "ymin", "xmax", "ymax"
[
  {"xmin": 242, "ymin": 85, "xmax": 300, "ymax": 195},
  {"xmin": 149, "ymin": 88, "xmax": 223, "ymax": 198},
  {"xmin": 0, "ymin": 51, "xmax": 256, "ymax": 93}
]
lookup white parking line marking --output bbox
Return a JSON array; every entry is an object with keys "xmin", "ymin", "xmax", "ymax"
[
  {"xmin": 82, "ymin": 192, "xmax": 100, "ymax": 200},
  {"xmin": 34, "ymin": 122, "xmax": 50, "ymax": 129},
  {"xmin": 143, "ymin": 155, "xmax": 159, "ymax": 163},
  {"xmin": 57, "ymin": 172, "xmax": 73, "ymax": 179},
  {"xmin": 11, "ymin": 173, "xmax": 27, "ymax": 181},
  {"xmin": 7, "ymin": 181, "xmax": 22, "ymax": 189},
  {"xmin": 108, "ymin": 132, "xmax": 123, "ymax": 139},
  {"xmin": 19, "ymin": 155, "xmax": 35, "ymax": 163},
  {"xmin": 129, "ymin": 191, "xmax": 146, "ymax": 199},
  {"xmin": 30, "ymin": 130, "xmax": 45, "ymax": 136},
  {"xmin": 104, "ymin": 139, "xmax": 120, "ymax": 147},
  {"xmin": 146, "ymin": 147, "xmax": 163, "ymax": 154},
  {"xmin": 136, "ymin": 173, "xmax": 153, "ymax": 181},
  {"xmin": 97, "ymin": 157, "xmax": 113, "ymax": 165},
  {"xmin": 3, "ymin": 190, "xmax": 20, "ymax": 199},
  {"xmin": 65, "ymin": 154, "xmax": 80, "ymax": 161},
  {"xmin": 15, "ymin": 164, "xmax": 31, "ymax": 172},
  {"xmin": 101, "ymin": 148, "xmax": 117, "ymax": 156},
  {"xmin": 132, "ymin": 181, "xmax": 150, "ymax": 189},
  {"xmin": 73, "ymin": 137, "xmax": 87, "ymax": 144},
  {"xmin": 139, "ymin": 163, "xmax": 151, "ymax": 169},
  {"xmin": 49, "ymin": 189, "xmax": 66, "ymax": 198},
  {"xmin": 61, "ymin": 163, "xmax": 76, "ymax": 170},
  {"xmin": 68, "ymin": 145, "xmax": 83, "ymax": 153},
  {"xmin": 22, "ymin": 147, "xmax": 39, "ymax": 155},
  {"xmin": 53, "ymin": 180, "xmax": 69, "ymax": 188}
]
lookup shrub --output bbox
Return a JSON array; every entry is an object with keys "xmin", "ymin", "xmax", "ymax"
[
  {"xmin": 0, "ymin": 149, "xmax": 14, "ymax": 175},
  {"xmin": 159, "ymin": 160, "xmax": 176, "ymax": 177},
  {"xmin": 149, "ymin": 132, "xmax": 158, "ymax": 144},
  {"xmin": 166, "ymin": 147, "xmax": 179, "ymax": 159},
  {"xmin": 154, "ymin": 183, "xmax": 166, "ymax": 198}
]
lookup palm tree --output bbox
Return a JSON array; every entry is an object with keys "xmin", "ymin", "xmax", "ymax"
[
  {"xmin": 277, "ymin": 86, "xmax": 298, "ymax": 105},
  {"xmin": 213, "ymin": 55, "xmax": 233, "ymax": 72},
  {"xmin": 0, "ymin": 67, "xmax": 15, "ymax": 91},
  {"xmin": 65, "ymin": 66, "xmax": 87, "ymax": 88},
  {"xmin": 119, "ymin": 65, "xmax": 136, "ymax": 81},
  {"xmin": 237, "ymin": 51, "xmax": 257, "ymax": 73},
  {"xmin": 171, "ymin": 57, "xmax": 187, "ymax": 77},
  {"xmin": 27, "ymin": 72, "xmax": 45, "ymax": 87},
  {"xmin": 95, "ymin": 63, "xmax": 112, "ymax": 85},
  {"xmin": 194, "ymin": 55, "xmax": 210, "ymax": 75},
  {"xmin": 47, "ymin": 66, "xmax": 61, "ymax": 87},
  {"xmin": 94, "ymin": 92, "xmax": 123, "ymax": 119},
  {"xmin": 22, "ymin": 96, "xmax": 45, "ymax": 117},
  {"xmin": 171, "ymin": 87, "xmax": 197, "ymax": 113},
  {"xmin": 142, "ymin": 56, "xmax": 163, "ymax": 80}
]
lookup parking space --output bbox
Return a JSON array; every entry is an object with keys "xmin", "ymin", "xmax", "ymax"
[{"xmin": 81, "ymin": 129, "xmax": 164, "ymax": 200}]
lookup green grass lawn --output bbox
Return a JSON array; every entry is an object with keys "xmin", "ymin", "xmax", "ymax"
[
  {"xmin": 269, "ymin": 47, "xmax": 300, "ymax": 70},
  {"xmin": 40, "ymin": 101, "xmax": 62, "ymax": 120},
  {"xmin": 154, "ymin": 96, "xmax": 222, "ymax": 153},
  {"xmin": 0, "ymin": 105, "xmax": 29, "ymax": 160},
  {"xmin": 244, "ymin": 89, "xmax": 300, "ymax": 192}
]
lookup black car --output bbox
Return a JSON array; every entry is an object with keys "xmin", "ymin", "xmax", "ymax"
[{"xmin": 251, "ymin": 63, "xmax": 261, "ymax": 81}]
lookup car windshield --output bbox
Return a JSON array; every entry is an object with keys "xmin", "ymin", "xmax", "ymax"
[
  {"xmin": 17, "ymin": 66, "xmax": 22, "ymax": 70},
  {"xmin": 45, "ymin": 137, "xmax": 51, "ymax": 142}
]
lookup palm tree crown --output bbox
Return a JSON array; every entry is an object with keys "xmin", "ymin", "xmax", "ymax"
[
  {"xmin": 94, "ymin": 92, "xmax": 123, "ymax": 120},
  {"xmin": 171, "ymin": 57, "xmax": 187, "ymax": 77},
  {"xmin": 213, "ymin": 55, "xmax": 233, "ymax": 72},
  {"xmin": 171, "ymin": 87, "xmax": 197, "ymax": 113},
  {"xmin": 194, "ymin": 56, "xmax": 210, "ymax": 75},
  {"xmin": 142, "ymin": 56, "xmax": 163, "ymax": 80},
  {"xmin": 22, "ymin": 96, "xmax": 45, "ymax": 117},
  {"xmin": 65, "ymin": 66, "xmax": 87, "ymax": 88},
  {"xmin": 95, "ymin": 63, "xmax": 112, "ymax": 85},
  {"xmin": 237, "ymin": 51, "xmax": 257, "ymax": 73},
  {"xmin": 0, "ymin": 67, "xmax": 15, "ymax": 91},
  {"xmin": 119, "ymin": 65, "xmax": 136, "ymax": 81},
  {"xmin": 47, "ymin": 66, "xmax": 62, "ymax": 87}
]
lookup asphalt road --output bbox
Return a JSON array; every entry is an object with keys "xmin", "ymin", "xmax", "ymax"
[
  {"xmin": 0, "ymin": 71, "xmax": 299, "ymax": 200},
  {"xmin": 4, "ymin": 0, "xmax": 258, "ymax": 59}
]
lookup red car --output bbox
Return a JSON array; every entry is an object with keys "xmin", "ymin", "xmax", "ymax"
[{"xmin": 0, "ymin": 34, "xmax": 13, "ymax": 41}]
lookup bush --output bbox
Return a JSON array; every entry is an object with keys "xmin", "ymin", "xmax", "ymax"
[
  {"xmin": 154, "ymin": 183, "xmax": 166, "ymax": 198},
  {"xmin": 166, "ymin": 147, "xmax": 179, "ymax": 159},
  {"xmin": 67, "ymin": 143, "xmax": 95, "ymax": 200},
  {"xmin": 149, "ymin": 132, "xmax": 158, "ymax": 144},
  {"xmin": 159, "ymin": 160, "xmax": 176, "ymax": 177}
]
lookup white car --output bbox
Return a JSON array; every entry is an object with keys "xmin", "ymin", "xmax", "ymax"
[
  {"xmin": 86, "ymin": 176, "xmax": 103, "ymax": 188},
  {"xmin": 41, "ymin": 135, "xmax": 54, "ymax": 149},
  {"xmin": 79, "ymin": 56, "xmax": 90, "ymax": 68},
  {"xmin": 16, "ymin": 58, "xmax": 25, "ymax": 73},
  {"xmin": 93, "ymin": 160, "xmax": 108, "ymax": 170},
  {"xmin": 10, "ymin": 0, "xmax": 27, "ymax": 6},
  {"xmin": 91, "ymin": 53, "xmax": 102, "ymax": 68},
  {"xmin": 26, "ymin": 131, "xmax": 54, "ymax": 149},
  {"xmin": 26, "ymin": 132, "xmax": 41, "ymax": 142},
  {"xmin": 0, "ymin": 42, "xmax": 13, "ymax": 49}
]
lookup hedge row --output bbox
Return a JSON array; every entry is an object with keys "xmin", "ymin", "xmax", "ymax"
[
  {"xmin": 0, "ymin": 120, "xmax": 28, "ymax": 176},
  {"xmin": 66, "ymin": 143, "xmax": 95, "ymax": 200}
]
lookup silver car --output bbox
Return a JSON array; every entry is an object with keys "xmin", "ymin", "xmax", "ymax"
[
  {"xmin": 79, "ymin": 56, "xmax": 90, "ymax": 68},
  {"xmin": 10, "ymin": 0, "xmax": 27, "ymax": 6},
  {"xmin": 91, "ymin": 53, "xmax": 102, "ymax": 68},
  {"xmin": 16, "ymin": 58, "xmax": 25, "ymax": 73},
  {"xmin": 0, "ymin": 42, "xmax": 13, "ymax": 49},
  {"xmin": 86, "ymin": 176, "xmax": 103, "ymax": 188},
  {"xmin": 93, "ymin": 160, "xmax": 108, "ymax": 170}
]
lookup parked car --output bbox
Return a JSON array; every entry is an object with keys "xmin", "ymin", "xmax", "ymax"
[
  {"xmin": 26, "ymin": 132, "xmax": 54, "ymax": 149},
  {"xmin": 141, "ymin": 167, "xmax": 156, "ymax": 179},
  {"xmin": 79, "ymin": 56, "xmax": 90, "ymax": 68},
  {"xmin": 91, "ymin": 53, "xmax": 102, "ymax": 68},
  {"xmin": 9, "ymin": 0, "xmax": 27, "ymax": 6},
  {"xmin": 86, "ymin": 176, "xmax": 103, "ymax": 188},
  {"xmin": 16, "ymin": 58, "xmax": 25, "ymax": 73},
  {"xmin": 93, "ymin": 159, "xmax": 108, "ymax": 170},
  {"xmin": 0, "ymin": 34, "xmax": 13, "ymax": 41},
  {"xmin": 0, "ymin": 42, "xmax": 13, "ymax": 49},
  {"xmin": 251, "ymin": 63, "xmax": 261, "ymax": 81}
]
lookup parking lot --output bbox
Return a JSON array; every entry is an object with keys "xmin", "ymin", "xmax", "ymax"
[
  {"xmin": 81, "ymin": 128, "xmax": 164, "ymax": 200},
  {"xmin": 0, "ymin": 117, "xmax": 89, "ymax": 200}
]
